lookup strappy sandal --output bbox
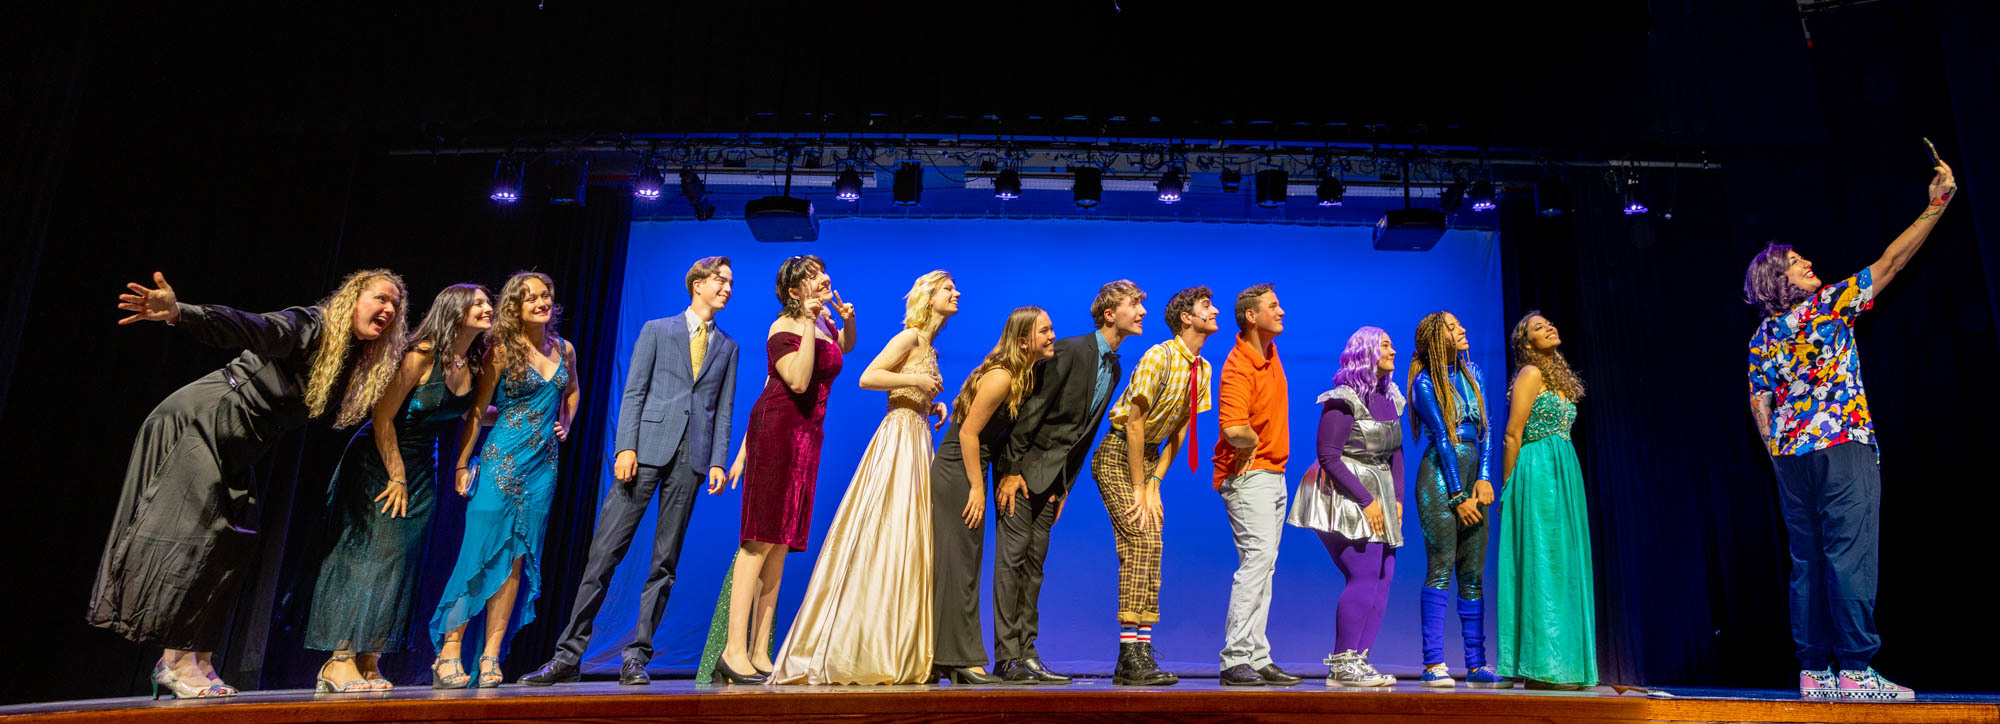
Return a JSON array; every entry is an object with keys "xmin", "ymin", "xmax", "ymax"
[
  {"xmin": 477, "ymin": 656, "xmax": 504, "ymax": 688},
  {"xmin": 315, "ymin": 652, "xmax": 373, "ymax": 693},
  {"xmin": 358, "ymin": 653, "xmax": 393, "ymax": 690},
  {"xmin": 431, "ymin": 656, "xmax": 471, "ymax": 689}
]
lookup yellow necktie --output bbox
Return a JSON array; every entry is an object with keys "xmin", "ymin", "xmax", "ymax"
[{"xmin": 691, "ymin": 322, "xmax": 708, "ymax": 378}]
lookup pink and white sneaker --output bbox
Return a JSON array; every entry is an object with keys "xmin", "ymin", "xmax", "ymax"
[
  {"xmin": 1799, "ymin": 669, "xmax": 1838, "ymax": 698},
  {"xmin": 1837, "ymin": 668, "xmax": 1915, "ymax": 701}
]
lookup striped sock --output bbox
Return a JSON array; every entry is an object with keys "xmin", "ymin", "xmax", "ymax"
[
  {"xmin": 1120, "ymin": 624, "xmax": 1139, "ymax": 645},
  {"xmin": 1137, "ymin": 625, "xmax": 1153, "ymax": 644}
]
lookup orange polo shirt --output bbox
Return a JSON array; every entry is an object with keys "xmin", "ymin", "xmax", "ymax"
[{"xmin": 1211, "ymin": 335, "xmax": 1288, "ymax": 489}]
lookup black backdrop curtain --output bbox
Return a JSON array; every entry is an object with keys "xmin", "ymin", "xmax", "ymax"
[
  {"xmin": 5, "ymin": 0, "xmax": 1998, "ymax": 706},
  {"xmin": 1498, "ymin": 0, "xmax": 2000, "ymax": 690},
  {"xmin": 251, "ymin": 168, "xmax": 634, "ymax": 688}
]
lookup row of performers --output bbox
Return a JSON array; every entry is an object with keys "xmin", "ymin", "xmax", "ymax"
[
  {"xmin": 90, "ymin": 261, "xmax": 1593, "ymax": 695},
  {"xmin": 93, "ymin": 160, "xmax": 1948, "ymax": 701}
]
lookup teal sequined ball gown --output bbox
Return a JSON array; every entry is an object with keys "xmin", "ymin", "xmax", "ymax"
[
  {"xmin": 306, "ymin": 353, "xmax": 474, "ymax": 654},
  {"xmin": 1497, "ymin": 390, "xmax": 1597, "ymax": 687}
]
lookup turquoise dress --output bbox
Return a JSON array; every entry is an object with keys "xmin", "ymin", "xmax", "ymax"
[
  {"xmin": 1497, "ymin": 390, "xmax": 1598, "ymax": 686},
  {"xmin": 430, "ymin": 357, "xmax": 568, "ymax": 649},
  {"xmin": 307, "ymin": 353, "xmax": 473, "ymax": 653}
]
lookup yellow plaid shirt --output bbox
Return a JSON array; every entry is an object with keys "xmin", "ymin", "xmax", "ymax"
[{"xmin": 1109, "ymin": 337, "xmax": 1212, "ymax": 448}]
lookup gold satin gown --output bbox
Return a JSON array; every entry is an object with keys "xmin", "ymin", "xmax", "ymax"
[{"xmin": 768, "ymin": 343, "xmax": 938, "ymax": 684}]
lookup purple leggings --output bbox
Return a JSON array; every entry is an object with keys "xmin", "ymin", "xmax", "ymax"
[{"xmin": 1318, "ymin": 532, "xmax": 1395, "ymax": 653}]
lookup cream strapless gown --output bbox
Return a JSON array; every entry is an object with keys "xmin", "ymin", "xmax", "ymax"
[{"xmin": 768, "ymin": 344, "xmax": 937, "ymax": 684}]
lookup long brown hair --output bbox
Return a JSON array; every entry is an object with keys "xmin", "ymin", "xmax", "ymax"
[
  {"xmin": 1509, "ymin": 310, "xmax": 1585, "ymax": 401},
  {"xmin": 305, "ymin": 269, "xmax": 410, "ymax": 428},
  {"xmin": 950, "ymin": 306, "xmax": 1047, "ymax": 424},
  {"xmin": 1407, "ymin": 310, "xmax": 1485, "ymax": 446},
  {"xmin": 490, "ymin": 271, "xmax": 564, "ymax": 384}
]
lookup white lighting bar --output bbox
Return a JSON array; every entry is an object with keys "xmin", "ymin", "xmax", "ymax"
[
  {"xmin": 962, "ymin": 172, "xmax": 1439, "ymax": 198},
  {"xmin": 664, "ymin": 168, "xmax": 878, "ymax": 188}
]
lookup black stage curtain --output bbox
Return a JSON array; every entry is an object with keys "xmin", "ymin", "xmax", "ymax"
[
  {"xmin": 1497, "ymin": 0, "xmax": 1999, "ymax": 690},
  {"xmin": 4, "ymin": 0, "xmax": 1995, "ymax": 706},
  {"xmin": 252, "ymin": 166, "xmax": 634, "ymax": 689}
]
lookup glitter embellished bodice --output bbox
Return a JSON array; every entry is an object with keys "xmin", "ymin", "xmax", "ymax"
[
  {"xmin": 886, "ymin": 343, "xmax": 938, "ymax": 416},
  {"xmin": 1523, "ymin": 390, "xmax": 1576, "ymax": 444},
  {"xmin": 486, "ymin": 357, "xmax": 569, "ymax": 499}
]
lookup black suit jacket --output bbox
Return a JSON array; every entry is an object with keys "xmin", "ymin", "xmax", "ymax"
[{"xmin": 1000, "ymin": 332, "xmax": 1123, "ymax": 495}]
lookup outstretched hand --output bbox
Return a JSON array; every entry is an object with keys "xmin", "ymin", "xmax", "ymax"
[
  {"xmin": 117, "ymin": 271, "xmax": 180, "ymax": 325},
  {"xmin": 1929, "ymin": 161, "xmax": 1957, "ymax": 205}
]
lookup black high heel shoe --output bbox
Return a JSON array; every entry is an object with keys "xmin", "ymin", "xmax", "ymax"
[
  {"xmin": 935, "ymin": 665, "xmax": 1003, "ymax": 685},
  {"xmin": 714, "ymin": 658, "xmax": 769, "ymax": 685}
]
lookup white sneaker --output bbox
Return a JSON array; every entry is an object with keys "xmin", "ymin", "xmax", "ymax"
[
  {"xmin": 1323, "ymin": 650, "xmax": 1393, "ymax": 688},
  {"xmin": 1358, "ymin": 649, "xmax": 1397, "ymax": 685},
  {"xmin": 1837, "ymin": 668, "xmax": 1915, "ymax": 701}
]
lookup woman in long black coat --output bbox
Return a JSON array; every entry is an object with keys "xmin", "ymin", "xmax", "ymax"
[{"xmin": 89, "ymin": 269, "xmax": 408, "ymax": 698}]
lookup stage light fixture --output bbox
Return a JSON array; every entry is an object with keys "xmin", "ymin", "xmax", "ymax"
[
  {"xmin": 679, "ymin": 168, "xmax": 715, "ymax": 221},
  {"xmin": 1439, "ymin": 179, "xmax": 1467, "ymax": 213},
  {"xmin": 1535, "ymin": 173, "xmax": 1571, "ymax": 217},
  {"xmin": 1317, "ymin": 176, "xmax": 1345, "ymax": 207},
  {"xmin": 1156, "ymin": 168, "xmax": 1185, "ymax": 204},
  {"xmin": 490, "ymin": 155, "xmax": 524, "ymax": 203},
  {"xmin": 993, "ymin": 168, "xmax": 1022, "ymax": 200},
  {"xmin": 1469, "ymin": 178, "xmax": 1496, "ymax": 212},
  {"xmin": 634, "ymin": 156, "xmax": 665, "ymax": 200},
  {"xmin": 893, "ymin": 162, "xmax": 923, "ymax": 206},
  {"xmin": 1621, "ymin": 172, "xmax": 1649, "ymax": 215},
  {"xmin": 1072, "ymin": 167, "xmax": 1103, "ymax": 207},
  {"xmin": 1255, "ymin": 169, "xmax": 1288, "ymax": 208},
  {"xmin": 547, "ymin": 158, "xmax": 587, "ymax": 206},
  {"xmin": 1220, "ymin": 168, "xmax": 1243, "ymax": 193},
  {"xmin": 833, "ymin": 167, "xmax": 863, "ymax": 201}
]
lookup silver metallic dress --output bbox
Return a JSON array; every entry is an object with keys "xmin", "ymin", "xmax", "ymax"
[{"xmin": 1287, "ymin": 385, "xmax": 1404, "ymax": 546}]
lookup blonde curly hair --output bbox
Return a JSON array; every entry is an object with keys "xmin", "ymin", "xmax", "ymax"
[
  {"xmin": 304, "ymin": 269, "xmax": 410, "ymax": 428},
  {"xmin": 903, "ymin": 270, "xmax": 954, "ymax": 336}
]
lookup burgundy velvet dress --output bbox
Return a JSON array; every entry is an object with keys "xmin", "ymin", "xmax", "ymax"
[{"xmin": 740, "ymin": 330, "xmax": 844, "ymax": 550}]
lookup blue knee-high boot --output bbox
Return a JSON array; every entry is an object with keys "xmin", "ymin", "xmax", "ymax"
[
  {"xmin": 1421, "ymin": 588, "xmax": 1450, "ymax": 666},
  {"xmin": 1458, "ymin": 596, "xmax": 1488, "ymax": 670}
]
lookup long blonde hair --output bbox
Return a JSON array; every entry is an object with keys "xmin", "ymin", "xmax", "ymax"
[
  {"xmin": 1407, "ymin": 310, "xmax": 1485, "ymax": 446},
  {"xmin": 490, "ymin": 271, "xmax": 565, "ymax": 384},
  {"xmin": 903, "ymin": 270, "xmax": 954, "ymax": 336},
  {"xmin": 950, "ymin": 306, "xmax": 1046, "ymax": 424},
  {"xmin": 1510, "ymin": 310, "xmax": 1585, "ymax": 401},
  {"xmin": 305, "ymin": 269, "xmax": 410, "ymax": 428}
]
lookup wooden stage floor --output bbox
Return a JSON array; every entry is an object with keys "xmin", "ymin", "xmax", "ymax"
[{"xmin": 2, "ymin": 678, "xmax": 1993, "ymax": 723}]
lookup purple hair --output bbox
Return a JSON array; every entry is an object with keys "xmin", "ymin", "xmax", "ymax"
[
  {"xmin": 1743, "ymin": 241, "xmax": 1811, "ymax": 316},
  {"xmin": 1332, "ymin": 325, "xmax": 1393, "ymax": 395}
]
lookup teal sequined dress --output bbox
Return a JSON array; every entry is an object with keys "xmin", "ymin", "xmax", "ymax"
[
  {"xmin": 305, "ymin": 353, "xmax": 472, "ymax": 652},
  {"xmin": 1497, "ymin": 390, "xmax": 1598, "ymax": 686}
]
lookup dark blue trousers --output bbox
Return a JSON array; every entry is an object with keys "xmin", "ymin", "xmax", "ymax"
[{"xmin": 1770, "ymin": 441, "xmax": 1881, "ymax": 671}]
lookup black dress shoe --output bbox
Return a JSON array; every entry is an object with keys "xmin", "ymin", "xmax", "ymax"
[
  {"xmin": 519, "ymin": 659, "xmax": 580, "ymax": 686},
  {"xmin": 1019, "ymin": 657, "xmax": 1073, "ymax": 685},
  {"xmin": 1257, "ymin": 664, "xmax": 1303, "ymax": 686},
  {"xmin": 1220, "ymin": 663, "xmax": 1266, "ymax": 686},
  {"xmin": 713, "ymin": 659, "xmax": 768, "ymax": 685},
  {"xmin": 935, "ymin": 665, "xmax": 1004, "ymax": 685},
  {"xmin": 994, "ymin": 659, "xmax": 1039, "ymax": 685},
  {"xmin": 619, "ymin": 660, "xmax": 650, "ymax": 686}
]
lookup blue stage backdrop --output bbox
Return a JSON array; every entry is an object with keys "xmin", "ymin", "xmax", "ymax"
[{"xmin": 580, "ymin": 218, "xmax": 1506, "ymax": 677}]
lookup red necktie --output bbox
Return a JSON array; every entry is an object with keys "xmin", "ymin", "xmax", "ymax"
[{"xmin": 1186, "ymin": 358, "xmax": 1203, "ymax": 473}]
